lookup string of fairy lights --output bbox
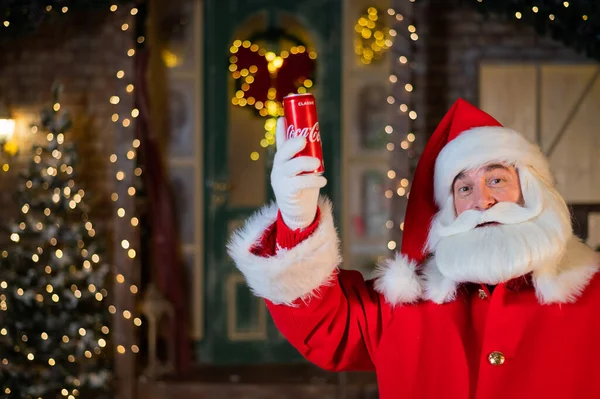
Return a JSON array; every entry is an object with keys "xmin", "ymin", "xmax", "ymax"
[
  {"xmin": 106, "ymin": 3, "xmax": 143, "ymax": 357},
  {"xmin": 476, "ymin": 0, "xmax": 589, "ymax": 22},
  {"xmin": 378, "ymin": 2, "xmax": 417, "ymax": 252}
]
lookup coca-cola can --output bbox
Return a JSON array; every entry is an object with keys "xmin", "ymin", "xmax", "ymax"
[{"xmin": 282, "ymin": 93, "xmax": 324, "ymax": 174}]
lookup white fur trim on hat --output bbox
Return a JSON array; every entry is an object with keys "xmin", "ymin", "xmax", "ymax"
[
  {"xmin": 227, "ymin": 196, "xmax": 341, "ymax": 305},
  {"xmin": 373, "ymin": 254, "xmax": 422, "ymax": 306},
  {"xmin": 434, "ymin": 126, "xmax": 553, "ymax": 207}
]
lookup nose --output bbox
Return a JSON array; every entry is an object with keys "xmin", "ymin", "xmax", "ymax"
[{"xmin": 474, "ymin": 185, "xmax": 497, "ymax": 211}]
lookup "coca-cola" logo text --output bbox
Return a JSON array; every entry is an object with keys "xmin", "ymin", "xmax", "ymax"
[{"xmin": 286, "ymin": 122, "xmax": 321, "ymax": 142}]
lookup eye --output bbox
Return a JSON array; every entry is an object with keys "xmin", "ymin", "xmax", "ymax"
[
  {"xmin": 490, "ymin": 178, "xmax": 503, "ymax": 185},
  {"xmin": 458, "ymin": 186, "xmax": 471, "ymax": 193}
]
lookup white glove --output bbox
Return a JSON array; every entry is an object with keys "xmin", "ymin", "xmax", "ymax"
[{"xmin": 271, "ymin": 117, "xmax": 327, "ymax": 230}]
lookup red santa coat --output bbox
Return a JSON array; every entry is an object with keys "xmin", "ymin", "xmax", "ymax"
[{"xmin": 228, "ymin": 198, "xmax": 600, "ymax": 399}]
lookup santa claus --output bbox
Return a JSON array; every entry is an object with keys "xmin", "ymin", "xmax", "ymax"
[{"xmin": 228, "ymin": 99, "xmax": 600, "ymax": 398}]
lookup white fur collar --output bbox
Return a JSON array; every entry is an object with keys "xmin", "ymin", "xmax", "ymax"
[{"xmin": 374, "ymin": 236, "xmax": 599, "ymax": 306}]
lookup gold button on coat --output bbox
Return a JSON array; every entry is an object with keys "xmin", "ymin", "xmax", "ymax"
[
  {"xmin": 488, "ymin": 351, "xmax": 506, "ymax": 366},
  {"xmin": 478, "ymin": 289, "xmax": 488, "ymax": 299}
]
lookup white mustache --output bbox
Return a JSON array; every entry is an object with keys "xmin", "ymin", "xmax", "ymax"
[{"xmin": 437, "ymin": 200, "xmax": 543, "ymax": 238}]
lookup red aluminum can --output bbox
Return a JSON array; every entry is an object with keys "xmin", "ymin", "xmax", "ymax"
[{"xmin": 282, "ymin": 93, "xmax": 324, "ymax": 174}]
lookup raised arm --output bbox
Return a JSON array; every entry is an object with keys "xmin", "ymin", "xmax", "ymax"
[
  {"xmin": 228, "ymin": 196, "xmax": 387, "ymax": 371},
  {"xmin": 228, "ymin": 119, "xmax": 421, "ymax": 371}
]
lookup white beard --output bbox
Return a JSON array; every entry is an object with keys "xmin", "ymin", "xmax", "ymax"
[{"xmin": 426, "ymin": 168, "xmax": 573, "ymax": 285}]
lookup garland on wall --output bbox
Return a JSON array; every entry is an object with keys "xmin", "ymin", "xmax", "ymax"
[
  {"xmin": 462, "ymin": 0, "xmax": 600, "ymax": 61},
  {"xmin": 228, "ymin": 32, "xmax": 317, "ymax": 160},
  {"xmin": 354, "ymin": 6, "xmax": 397, "ymax": 64}
]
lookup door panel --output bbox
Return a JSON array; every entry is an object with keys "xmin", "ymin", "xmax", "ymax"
[
  {"xmin": 201, "ymin": 0, "xmax": 342, "ymax": 364},
  {"xmin": 480, "ymin": 63, "xmax": 600, "ymax": 204}
]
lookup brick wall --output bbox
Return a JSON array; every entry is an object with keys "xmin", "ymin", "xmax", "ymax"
[
  {"xmin": 0, "ymin": 10, "xmax": 140, "ymax": 397},
  {"xmin": 412, "ymin": 0, "xmax": 588, "ymax": 143},
  {"xmin": 0, "ymin": 8, "xmax": 133, "ymax": 239}
]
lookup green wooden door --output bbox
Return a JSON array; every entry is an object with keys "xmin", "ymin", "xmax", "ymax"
[{"xmin": 201, "ymin": 0, "xmax": 342, "ymax": 364}]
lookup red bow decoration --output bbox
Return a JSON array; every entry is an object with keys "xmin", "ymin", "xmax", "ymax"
[{"xmin": 229, "ymin": 40, "xmax": 317, "ymax": 110}]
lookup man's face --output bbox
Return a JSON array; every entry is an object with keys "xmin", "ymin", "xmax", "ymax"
[
  {"xmin": 453, "ymin": 163, "xmax": 523, "ymax": 216},
  {"xmin": 428, "ymin": 164, "xmax": 572, "ymax": 286}
]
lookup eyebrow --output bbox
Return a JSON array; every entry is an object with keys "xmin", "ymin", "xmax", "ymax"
[
  {"xmin": 455, "ymin": 163, "xmax": 510, "ymax": 181},
  {"xmin": 484, "ymin": 163, "xmax": 510, "ymax": 173},
  {"xmin": 453, "ymin": 164, "xmax": 511, "ymax": 188}
]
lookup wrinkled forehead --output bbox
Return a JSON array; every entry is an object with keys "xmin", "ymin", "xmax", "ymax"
[{"xmin": 453, "ymin": 162, "xmax": 516, "ymax": 182}]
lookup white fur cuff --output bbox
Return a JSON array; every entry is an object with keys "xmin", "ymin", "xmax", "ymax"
[{"xmin": 227, "ymin": 196, "xmax": 341, "ymax": 305}]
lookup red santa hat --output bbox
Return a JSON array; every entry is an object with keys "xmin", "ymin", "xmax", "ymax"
[{"xmin": 400, "ymin": 99, "xmax": 553, "ymax": 264}]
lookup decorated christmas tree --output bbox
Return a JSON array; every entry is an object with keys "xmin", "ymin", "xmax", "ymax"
[{"xmin": 0, "ymin": 84, "xmax": 112, "ymax": 398}]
